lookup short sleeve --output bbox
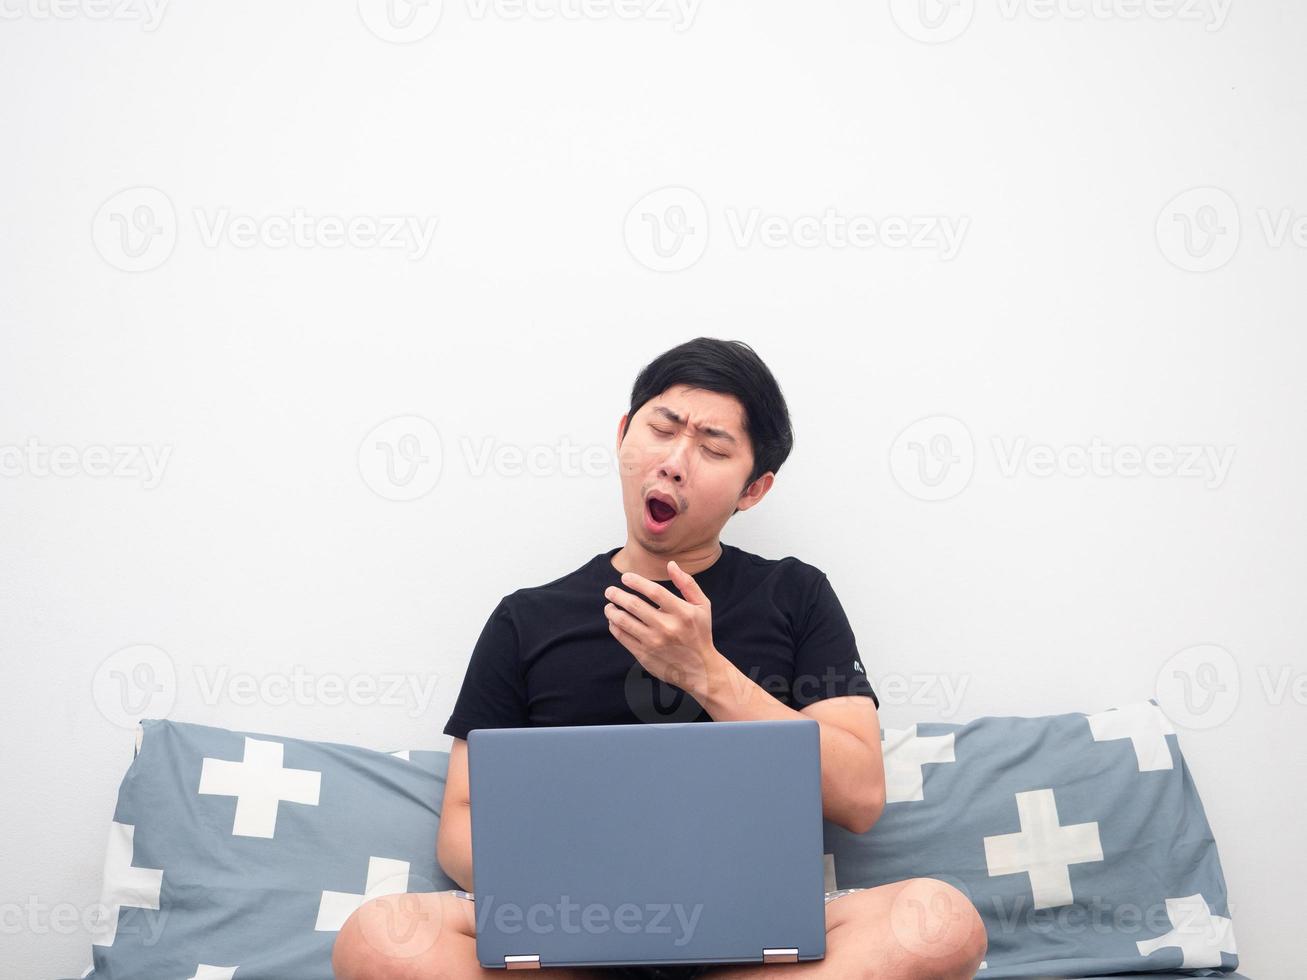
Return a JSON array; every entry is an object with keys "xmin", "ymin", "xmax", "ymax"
[
  {"xmin": 791, "ymin": 573, "xmax": 878, "ymax": 710},
  {"xmin": 442, "ymin": 598, "xmax": 530, "ymax": 741}
]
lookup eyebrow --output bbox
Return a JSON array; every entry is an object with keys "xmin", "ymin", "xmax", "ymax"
[{"xmin": 650, "ymin": 406, "xmax": 739, "ymax": 444}]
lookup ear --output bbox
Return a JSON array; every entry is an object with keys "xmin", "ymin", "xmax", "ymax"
[{"xmin": 735, "ymin": 472, "xmax": 775, "ymax": 513}]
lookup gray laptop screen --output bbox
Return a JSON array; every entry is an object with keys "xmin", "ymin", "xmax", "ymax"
[{"xmin": 468, "ymin": 718, "xmax": 826, "ymax": 970}]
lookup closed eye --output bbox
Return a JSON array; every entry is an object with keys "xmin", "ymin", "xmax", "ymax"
[{"xmin": 650, "ymin": 424, "xmax": 728, "ymax": 458}]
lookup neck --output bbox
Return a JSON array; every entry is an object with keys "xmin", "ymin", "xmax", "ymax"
[{"xmin": 611, "ymin": 539, "xmax": 724, "ymax": 582}]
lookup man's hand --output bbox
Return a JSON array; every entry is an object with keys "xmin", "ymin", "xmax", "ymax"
[{"xmin": 603, "ymin": 561, "xmax": 721, "ymax": 702}]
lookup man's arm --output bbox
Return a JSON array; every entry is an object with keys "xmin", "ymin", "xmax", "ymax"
[
  {"xmin": 697, "ymin": 657, "xmax": 885, "ymax": 834},
  {"xmin": 436, "ymin": 737, "xmax": 474, "ymax": 892}
]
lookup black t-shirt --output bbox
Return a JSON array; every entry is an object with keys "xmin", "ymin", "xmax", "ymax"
[{"xmin": 442, "ymin": 542, "xmax": 878, "ymax": 741}]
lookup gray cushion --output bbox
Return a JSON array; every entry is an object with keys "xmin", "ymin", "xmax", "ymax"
[
  {"xmin": 824, "ymin": 698, "xmax": 1244, "ymax": 978},
  {"xmin": 85, "ymin": 717, "xmax": 456, "ymax": 979},
  {"xmin": 81, "ymin": 700, "xmax": 1247, "ymax": 979}
]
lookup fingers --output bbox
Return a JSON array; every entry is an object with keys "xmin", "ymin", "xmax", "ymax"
[
  {"xmin": 605, "ymin": 599, "xmax": 652, "ymax": 644},
  {"xmin": 604, "ymin": 585, "xmax": 652, "ymax": 625},
  {"xmin": 617, "ymin": 570, "xmax": 677, "ymax": 608}
]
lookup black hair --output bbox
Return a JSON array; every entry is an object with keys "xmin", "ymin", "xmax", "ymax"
[{"xmin": 620, "ymin": 337, "xmax": 794, "ymax": 515}]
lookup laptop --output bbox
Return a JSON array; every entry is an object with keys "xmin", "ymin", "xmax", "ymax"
[{"xmin": 467, "ymin": 718, "xmax": 827, "ymax": 971}]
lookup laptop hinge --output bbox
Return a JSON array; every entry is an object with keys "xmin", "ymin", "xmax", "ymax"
[
  {"xmin": 504, "ymin": 954, "xmax": 541, "ymax": 969},
  {"xmin": 763, "ymin": 947, "xmax": 799, "ymax": 963}
]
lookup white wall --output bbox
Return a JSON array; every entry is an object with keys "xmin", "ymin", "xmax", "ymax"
[{"xmin": 1, "ymin": 1, "xmax": 1302, "ymax": 977}]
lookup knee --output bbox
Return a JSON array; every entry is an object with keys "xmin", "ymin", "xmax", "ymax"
[
  {"xmin": 330, "ymin": 905, "xmax": 370, "ymax": 980},
  {"xmin": 331, "ymin": 893, "xmax": 449, "ymax": 980},
  {"xmin": 893, "ymin": 878, "xmax": 987, "ymax": 980},
  {"xmin": 938, "ymin": 880, "xmax": 987, "ymax": 978}
]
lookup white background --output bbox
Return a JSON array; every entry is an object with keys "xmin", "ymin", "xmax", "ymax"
[{"xmin": 1, "ymin": 1, "xmax": 1303, "ymax": 977}]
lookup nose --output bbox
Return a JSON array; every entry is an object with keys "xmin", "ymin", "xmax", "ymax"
[
  {"xmin": 655, "ymin": 431, "xmax": 695, "ymax": 485},
  {"xmin": 657, "ymin": 451, "xmax": 686, "ymax": 486}
]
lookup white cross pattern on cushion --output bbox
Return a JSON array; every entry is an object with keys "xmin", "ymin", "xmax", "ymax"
[
  {"xmin": 882, "ymin": 725, "xmax": 956, "ymax": 803},
  {"xmin": 983, "ymin": 788, "xmax": 1104, "ymax": 909},
  {"xmin": 90, "ymin": 821, "xmax": 164, "ymax": 947},
  {"xmin": 198, "ymin": 736, "xmax": 321, "ymax": 838},
  {"xmin": 1137, "ymin": 892, "xmax": 1238, "ymax": 968},
  {"xmin": 186, "ymin": 966, "xmax": 239, "ymax": 980},
  {"xmin": 315, "ymin": 856, "xmax": 412, "ymax": 931},
  {"xmin": 1087, "ymin": 701, "xmax": 1176, "ymax": 771}
]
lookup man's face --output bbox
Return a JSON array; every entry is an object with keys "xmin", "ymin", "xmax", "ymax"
[{"xmin": 615, "ymin": 384, "xmax": 768, "ymax": 550}]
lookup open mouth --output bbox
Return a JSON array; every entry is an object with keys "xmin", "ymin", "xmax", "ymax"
[{"xmin": 646, "ymin": 495, "xmax": 678, "ymax": 528}]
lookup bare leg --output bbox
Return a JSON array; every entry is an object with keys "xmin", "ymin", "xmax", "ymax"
[
  {"xmin": 332, "ymin": 890, "xmax": 616, "ymax": 980},
  {"xmin": 697, "ymin": 879, "xmax": 987, "ymax": 980},
  {"xmin": 336, "ymin": 880, "xmax": 985, "ymax": 980}
]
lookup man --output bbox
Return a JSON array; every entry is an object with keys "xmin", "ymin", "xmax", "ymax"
[{"xmin": 333, "ymin": 338, "xmax": 987, "ymax": 980}]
